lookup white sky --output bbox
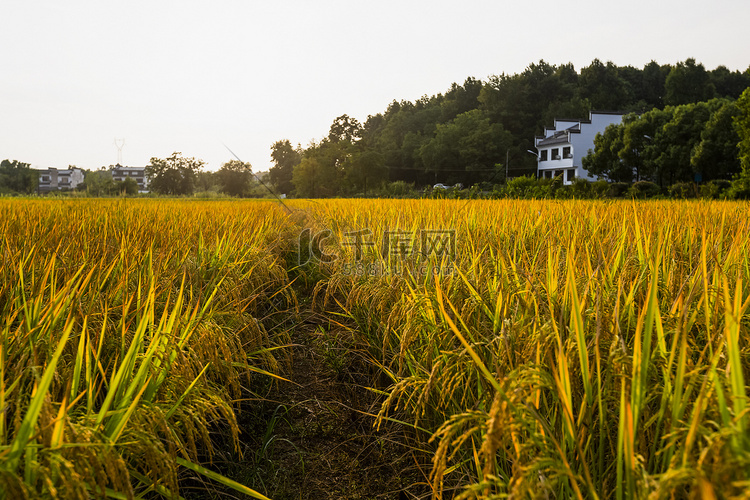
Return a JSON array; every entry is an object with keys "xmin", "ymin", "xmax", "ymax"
[{"xmin": 1, "ymin": 0, "xmax": 749, "ymax": 172}]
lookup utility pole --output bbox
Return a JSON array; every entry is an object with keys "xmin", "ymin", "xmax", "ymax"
[
  {"xmin": 505, "ymin": 149, "xmax": 509, "ymax": 183},
  {"xmin": 114, "ymin": 138, "xmax": 125, "ymax": 166}
]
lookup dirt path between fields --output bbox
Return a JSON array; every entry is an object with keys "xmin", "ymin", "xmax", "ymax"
[{"xmin": 234, "ymin": 312, "xmax": 433, "ymax": 500}]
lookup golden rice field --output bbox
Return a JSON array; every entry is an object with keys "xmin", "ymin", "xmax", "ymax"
[{"xmin": 1, "ymin": 198, "xmax": 750, "ymax": 499}]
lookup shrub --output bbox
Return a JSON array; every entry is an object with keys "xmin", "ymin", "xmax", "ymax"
[
  {"xmin": 628, "ymin": 181, "xmax": 662, "ymax": 199},
  {"xmin": 607, "ymin": 182, "xmax": 631, "ymax": 198},
  {"xmin": 385, "ymin": 181, "xmax": 416, "ymax": 198},
  {"xmin": 569, "ymin": 178, "xmax": 593, "ymax": 198},
  {"xmin": 591, "ymin": 179, "xmax": 610, "ymax": 198},
  {"xmin": 505, "ymin": 175, "xmax": 539, "ymax": 198},
  {"xmin": 726, "ymin": 169, "xmax": 750, "ymax": 199},
  {"xmin": 700, "ymin": 179, "xmax": 732, "ymax": 199},
  {"xmin": 668, "ymin": 182, "xmax": 697, "ymax": 199}
]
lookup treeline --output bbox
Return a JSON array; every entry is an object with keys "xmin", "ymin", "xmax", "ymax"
[
  {"xmin": 146, "ymin": 154, "xmax": 269, "ymax": 197},
  {"xmin": 584, "ymin": 98, "xmax": 743, "ymax": 185},
  {"xmin": 269, "ymin": 58, "xmax": 750, "ymax": 197},
  {"xmin": 0, "ymin": 160, "xmax": 37, "ymax": 194},
  {"xmin": 0, "ymin": 154, "xmax": 269, "ymax": 198}
]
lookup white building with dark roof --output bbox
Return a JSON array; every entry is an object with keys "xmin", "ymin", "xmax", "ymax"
[
  {"xmin": 110, "ymin": 165, "xmax": 149, "ymax": 192},
  {"xmin": 534, "ymin": 111, "xmax": 624, "ymax": 184},
  {"xmin": 38, "ymin": 167, "xmax": 85, "ymax": 191}
]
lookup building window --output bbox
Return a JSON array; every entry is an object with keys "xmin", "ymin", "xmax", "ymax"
[
  {"xmin": 563, "ymin": 146, "xmax": 572, "ymax": 159},
  {"xmin": 551, "ymin": 148, "xmax": 560, "ymax": 160},
  {"xmin": 540, "ymin": 150, "xmax": 548, "ymax": 161},
  {"xmin": 567, "ymin": 169, "xmax": 576, "ymax": 182},
  {"xmin": 41, "ymin": 176, "xmax": 49, "ymax": 182}
]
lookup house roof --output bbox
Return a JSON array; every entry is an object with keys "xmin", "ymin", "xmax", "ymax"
[
  {"xmin": 111, "ymin": 165, "xmax": 146, "ymax": 171},
  {"xmin": 537, "ymin": 135, "xmax": 569, "ymax": 147},
  {"xmin": 36, "ymin": 167, "xmax": 82, "ymax": 174},
  {"xmin": 537, "ymin": 129, "xmax": 572, "ymax": 147},
  {"xmin": 535, "ymin": 111, "xmax": 625, "ymax": 148}
]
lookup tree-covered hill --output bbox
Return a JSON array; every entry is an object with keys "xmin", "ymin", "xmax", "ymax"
[{"xmin": 269, "ymin": 58, "xmax": 750, "ymax": 197}]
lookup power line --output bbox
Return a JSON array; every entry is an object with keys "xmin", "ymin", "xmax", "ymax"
[
  {"xmin": 383, "ymin": 165, "xmax": 533, "ymax": 172},
  {"xmin": 221, "ymin": 142, "xmax": 293, "ymax": 214}
]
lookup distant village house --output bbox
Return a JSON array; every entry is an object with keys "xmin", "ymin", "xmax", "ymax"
[
  {"xmin": 37, "ymin": 167, "xmax": 85, "ymax": 192},
  {"xmin": 110, "ymin": 165, "xmax": 149, "ymax": 193},
  {"xmin": 37, "ymin": 165, "xmax": 150, "ymax": 193},
  {"xmin": 534, "ymin": 111, "xmax": 624, "ymax": 185}
]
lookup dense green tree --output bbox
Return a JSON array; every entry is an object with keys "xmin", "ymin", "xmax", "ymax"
[
  {"xmin": 691, "ymin": 100, "xmax": 741, "ymax": 180},
  {"xmin": 618, "ymin": 65, "xmax": 644, "ymax": 103},
  {"xmin": 480, "ymin": 60, "xmax": 581, "ymax": 177},
  {"xmin": 579, "ymin": 59, "xmax": 634, "ymax": 110},
  {"xmin": 292, "ymin": 157, "xmax": 325, "ymax": 198},
  {"xmin": 359, "ymin": 113, "xmax": 386, "ymax": 148},
  {"xmin": 523, "ymin": 60, "xmax": 577, "ymax": 117},
  {"xmin": 342, "ymin": 150, "xmax": 386, "ymax": 195},
  {"xmin": 362, "ymin": 97, "xmax": 443, "ymax": 186},
  {"xmin": 328, "ymin": 114, "xmax": 362, "ymax": 143},
  {"xmin": 378, "ymin": 104, "xmax": 428, "ymax": 157},
  {"xmin": 291, "ymin": 137, "xmax": 350, "ymax": 197},
  {"xmin": 654, "ymin": 99, "xmax": 724, "ymax": 185},
  {"xmin": 617, "ymin": 114, "xmax": 652, "ymax": 182},
  {"xmin": 145, "ymin": 152, "xmax": 203, "ymax": 195},
  {"xmin": 619, "ymin": 108, "xmax": 673, "ymax": 181},
  {"xmin": 269, "ymin": 140, "xmax": 301, "ymax": 195},
  {"xmin": 195, "ymin": 170, "xmax": 218, "ymax": 192},
  {"xmin": 582, "ymin": 123, "xmax": 631, "ymax": 182},
  {"xmin": 83, "ymin": 169, "xmax": 114, "ymax": 195},
  {"xmin": 541, "ymin": 97, "xmax": 591, "ymax": 131},
  {"xmin": 0, "ymin": 159, "xmax": 37, "ymax": 194},
  {"xmin": 728, "ymin": 89, "xmax": 750, "ymax": 198},
  {"xmin": 556, "ymin": 62, "xmax": 580, "ymax": 88},
  {"xmin": 665, "ymin": 59, "xmax": 715, "ymax": 106},
  {"xmin": 584, "ymin": 99, "xmax": 741, "ymax": 186},
  {"xmin": 480, "ymin": 71, "xmax": 532, "ymax": 137},
  {"xmin": 419, "ymin": 109, "xmax": 511, "ymax": 185},
  {"xmin": 710, "ymin": 65, "xmax": 750, "ymax": 99},
  {"xmin": 735, "ymin": 87, "xmax": 750, "ymax": 171},
  {"xmin": 439, "ymin": 77, "xmax": 484, "ymax": 122},
  {"xmin": 120, "ymin": 177, "xmax": 139, "ymax": 195},
  {"xmin": 482, "ymin": 61, "xmax": 554, "ymax": 136},
  {"xmin": 83, "ymin": 169, "xmax": 139, "ymax": 196},
  {"xmin": 215, "ymin": 160, "xmax": 253, "ymax": 197},
  {"xmin": 640, "ymin": 61, "xmax": 671, "ymax": 109}
]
